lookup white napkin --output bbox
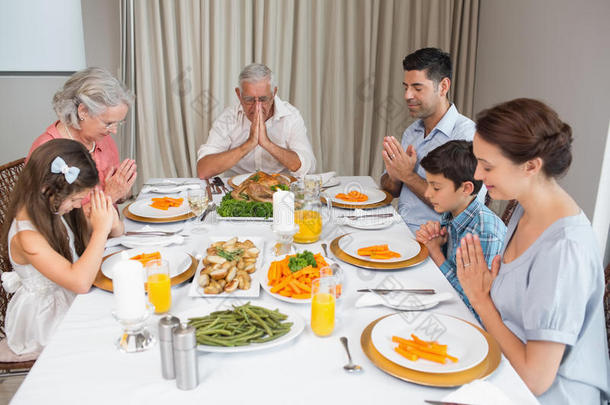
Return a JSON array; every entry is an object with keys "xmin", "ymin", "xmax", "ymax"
[
  {"xmin": 105, "ymin": 234, "xmax": 184, "ymax": 248},
  {"xmin": 355, "ymin": 291, "xmax": 453, "ymax": 310},
  {"xmin": 318, "ymin": 171, "xmax": 336, "ymax": 185},
  {"xmin": 442, "ymin": 380, "xmax": 516, "ymax": 405},
  {"xmin": 140, "ymin": 184, "xmax": 201, "ymax": 194}
]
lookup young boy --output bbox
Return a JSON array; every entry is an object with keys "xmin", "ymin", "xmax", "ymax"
[{"xmin": 416, "ymin": 140, "xmax": 506, "ymax": 318}]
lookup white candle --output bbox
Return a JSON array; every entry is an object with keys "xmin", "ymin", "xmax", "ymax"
[
  {"xmin": 273, "ymin": 190, "xmax": 295, "ymax": 232},
  {"xmin": 113, "ymin": 259, "xmax": 146, "ymax": 321}
]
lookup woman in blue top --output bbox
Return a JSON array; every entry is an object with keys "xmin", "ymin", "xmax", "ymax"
[{"xmin": 456, "ymin": 98, "xmax": 609, "ymax": 404}]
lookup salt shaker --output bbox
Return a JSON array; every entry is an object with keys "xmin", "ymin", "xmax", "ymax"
[
  {"xmin": 158, "ymin": 315, "xmax": 180, "ymax": 379},
  {"xmin": 173, "ymin": 322, "xmax": 199, "ymax": 390}
]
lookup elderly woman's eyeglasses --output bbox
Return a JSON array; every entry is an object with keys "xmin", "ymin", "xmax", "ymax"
[
  {"xmin": 242, "ymin": 96, "xmax": 272, "ymax": 105},
  {"xmin": 94, "ymin": 116, "xmax": 126, "ymax": 131}
]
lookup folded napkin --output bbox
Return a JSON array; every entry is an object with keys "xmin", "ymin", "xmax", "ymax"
[
  {"xmin": 319, "ymin": 171, "xmax": 336, "ymax": 185},
  {"xmin": 355, "ymin": 291, "xmax": 453, "ymax": 310},
  {"xmin": 442, "ymin": 380, "xmax": 516, "ymax": 405},
  {"xmin": 140, "ymin": 183, "xmax": 201, "ymax": 194},
  {"xmin": 105, "ymin": 234, "xmax": 184, "ymax": 249}
]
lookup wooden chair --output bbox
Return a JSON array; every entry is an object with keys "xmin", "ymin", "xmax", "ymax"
[
  {"xmin": 484, "ymin": 193, "xmax": 519, "ymax": 226},
  {"xmin": 0, "ymin": 158, "xmax": 36, "ymax": 375}
]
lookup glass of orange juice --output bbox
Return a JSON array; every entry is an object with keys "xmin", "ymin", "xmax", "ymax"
[
  {"xmin": 294, "ymin": 209, "xmax": 323, "ymax": 243},
  {"xmin": 311, "ymin": 276, "xmax": 337, "ymax": 337},
  {"xmin": 145, "ymin": 259, "xmax": 171, "ymax": 314}
]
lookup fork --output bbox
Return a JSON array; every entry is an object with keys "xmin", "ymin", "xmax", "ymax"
[{"xmin": 205, "ymin": 179, "xmax": 221, "ymax": 195}]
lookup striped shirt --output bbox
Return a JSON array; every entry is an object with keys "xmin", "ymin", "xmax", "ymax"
[{"xmin": 439, "ymin": 198, "xmax": 506, "ymax": 320}]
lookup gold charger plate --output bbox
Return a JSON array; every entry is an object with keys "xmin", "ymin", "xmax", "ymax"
[
  {"xmin": 123, "ymin": 202, "xmax": 194, "ymax": 223},
  {"xmin": 361, "ymin": 314, "xmax": 501, "ymax": 387},
  {"xmin": 93, "ymin": 251, "xmax": 198, "ymax": 292},
  {"xmin": 322, "ymin": 190, "xmax": 393, "ymax": 209},
  {"xmin": 228, "ymin": 173, "xmax": 298, "ymax": 189},
  {"xmin": 330, "ymin": 233, "xmax": 428, "ymax": 270}
]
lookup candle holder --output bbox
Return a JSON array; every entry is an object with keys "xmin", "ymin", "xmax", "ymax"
[
  {"xmin": 112, "ymin": 306, "xmax": 156, "ymax": 353},
  {"xmin": 272, "ymin": 224, "xmax": 298, "ymax": 256}
]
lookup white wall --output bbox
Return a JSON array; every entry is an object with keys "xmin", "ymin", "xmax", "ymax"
[
  {"xmin": 0, "ymin": 0, "xmax": 120, "ymax": 163},
  {"xmin": 474, "ymin": 0, "xmax": 610, "ymax": 264}
]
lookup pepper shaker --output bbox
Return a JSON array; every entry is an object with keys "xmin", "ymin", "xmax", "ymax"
[
  {"xmin": 173, "ymin": 322, "xmax": 199, "ymax": 390},
  {"xmin": 158, "ymin": 315, "xmax": 180, "ymax": 379}
]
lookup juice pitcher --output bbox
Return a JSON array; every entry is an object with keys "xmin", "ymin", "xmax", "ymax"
[{"xmin": 291, "ymin": 175, "xmax": 333, "ymax": 244}]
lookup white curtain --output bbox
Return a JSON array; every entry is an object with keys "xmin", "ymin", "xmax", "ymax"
[{"xmin": 122, "ymin": 0, "xmax": 479, "ymax": 186}]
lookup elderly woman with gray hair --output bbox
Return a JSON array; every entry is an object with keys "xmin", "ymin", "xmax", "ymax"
[{"xmin": 27, "ymin": 67, "xmax": 136, "ymax": 203}]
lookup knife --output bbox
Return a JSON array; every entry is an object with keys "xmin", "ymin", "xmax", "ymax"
[
  {"xmin": 424, "ymin": 400, "xmax": 476, "ymax": 405},
  {"xmin": 204, "ymin": 179, "xmax": 213, "ymax": 201},
  {"xmin": 357, "ymin": 288, "xmax": 436, "ymax": 295},
  {"xmin": 337, "ymin": 213, "xmax": 394, "ymax": 220}
]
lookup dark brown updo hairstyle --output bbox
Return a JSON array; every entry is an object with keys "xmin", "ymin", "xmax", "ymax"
[
  {"xmin": 2, "ymin": 139, "xmax": 99, "ymax": 263},
  {"xmin": 475, "ymin": 98, "xmax": 573, "ymax": 178}
]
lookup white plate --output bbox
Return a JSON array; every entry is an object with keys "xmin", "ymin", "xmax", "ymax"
[
  {"xmin": 260, "ymin": 253, "xmax": 336, "ymax": 304},
  {"xmin": 230, "ymin": 172, "xmax": 293, "ymax": 188},
  {"xmin": 325, "ymin": 186, "xmax": 387, "ymax": 205},
  {"xmin": 179, "ymin": 306, "xmax": 305, "ymax": 353},
  {"xmin": 338, "ymin": 231, "xmax": 421, "ymax": 263},
  {"xmin": 188, "ymin": 237, "xmax": 265, "ymax": 298},
  {"xmin": 371, "ymin": 313, "xmax": 489, "ymax": 374},
  {"xmin": 101, "ymin": 247, "xmax": 191, "ymax": 280},
  {"xmin": 128, "ymin": 197, "xmax": 190, "ymax": 219}
]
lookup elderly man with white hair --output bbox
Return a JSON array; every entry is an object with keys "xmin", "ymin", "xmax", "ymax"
[{"xmin": 197, "ymin": 63, "xmax": 316, "ymax": 179}]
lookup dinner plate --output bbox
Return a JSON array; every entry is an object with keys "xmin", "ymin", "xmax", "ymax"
[
  {"xmin": 325, "ymin": 186, "xmax": 387, "ymax": 206},
  {"xmin": 371, "ymin": 313, "xmax": 489, "ymax": 374},
  {"xmin": 188, "ymin": 237, "xmax": 265, "ymax": 298},
  {"xmin": 260, "ymin": 253, "xmax": 337, "ymax": 304},
  {"xmin": 361, "ymin": 315, "xmax": 501, "ymax": 387},
  {"xmin": 322, "ymin": 177, "xmax": 340, "ymax": 188},
  {"xmin": 178, "ymin": 306, "xmax": 305, "ymax": 353},
  {"xmin": 128, "ymin": 198, "xmax": 191, "ymax": 219},
  {"xmin": 228, "ymin": 172, "xmax": 296, "ymax": 189},
  {"xmin": 338, "ymin": 231, "xmax": 421, "ymax": 263},
  {"xmin": 330, "ymin": 234, "xmax": 429, "ymax": 270},
  {"xmin": 101, "ymin": 247, "xmax": 192, "ymax": 280}
]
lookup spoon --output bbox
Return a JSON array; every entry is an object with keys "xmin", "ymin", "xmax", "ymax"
[
  {"xmin": 321, "ymin": 242, "xmax": 329, "ymax": 256},
  {"xmin": 340, "ymin": 336, "xmax": 363, "ymax": 373}
]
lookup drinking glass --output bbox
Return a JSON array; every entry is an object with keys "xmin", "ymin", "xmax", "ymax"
[
  {"xmin": 311, "ymin": 276, "xmax": 337, "ymax": 337},
  {"xmin": 145, "ymin": 259, "xmax": 171, "ymax": 314},
  {"xmin": 187, "ymin": 187, "xmax": 209, "ymax": 232}
]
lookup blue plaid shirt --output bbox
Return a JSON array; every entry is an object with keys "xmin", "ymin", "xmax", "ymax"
[{"xmin": 439, "ymin": 198, "xmax": 506, "ymax": 321}]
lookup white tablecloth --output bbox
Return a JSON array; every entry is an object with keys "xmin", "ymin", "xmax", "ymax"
[{"xmin": 11, "ymin": 177, "xmax": 539, "ymax": 405}]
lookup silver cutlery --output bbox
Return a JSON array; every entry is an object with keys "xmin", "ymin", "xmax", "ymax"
[
  {"xmin": 200, "ymin": 203, "xmax": 217, "ymax": 222},
  {"xmin": 213, "ymin": 176, "xmax": 230, "ymax": 194},
  {"xmin": 340, "ymin": 337, "xmax": 363, "ymax": 373},
  {"xmin": 337, "ymin": 213, "xmax": 394, "ymax": 220},
  {"xmin": 321, "ymin": 242, "xmax": 329, "ymax": 256},
  {"xmin": 205, "ymin": 178, "xmax": 221, "ymax": 195},
  {"xmin": 357, "ymin": 288, "xmax": 436, "ymax": 295}
]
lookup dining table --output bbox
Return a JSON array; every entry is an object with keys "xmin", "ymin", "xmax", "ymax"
[{"xmin": 10, "ymin": 176, "xmax": 540, "ymax": 405}]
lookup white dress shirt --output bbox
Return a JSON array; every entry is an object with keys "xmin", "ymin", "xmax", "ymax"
[{"xmin": 197, "ymin": 96, "xmax": 316, "ymax": 177}]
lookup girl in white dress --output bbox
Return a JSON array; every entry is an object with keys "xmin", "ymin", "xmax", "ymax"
[{"xmin": 1, "ymin": 139, "xmax": 123, "ymax": 355}]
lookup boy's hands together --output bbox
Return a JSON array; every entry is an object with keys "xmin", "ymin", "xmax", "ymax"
[{"xmin": 416, "ymin": 220, "xmax": 448, "ymax": 256}]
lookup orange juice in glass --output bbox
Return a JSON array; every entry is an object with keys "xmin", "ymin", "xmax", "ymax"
[
  {"xmin": 145, "ymin": 259, "xmax": 171, "ymax": 314},
  {"xmin": 294, "ymin": 209, "xmax": 322, "ymax": 243},
  {"xmin": 311, "ymin": 277, "xmax": 337, "ymax": 337}
]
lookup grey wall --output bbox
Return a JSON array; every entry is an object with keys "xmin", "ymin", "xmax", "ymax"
[
  {"xmin": 0, "ymin": 0, "xmax": 120, "ymax": 163},
  {"xmin": 474, "ymin": 0, "xmax": 610, "ymax": 219}
]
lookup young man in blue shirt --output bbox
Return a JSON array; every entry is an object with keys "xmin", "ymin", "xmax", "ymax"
[{"xmin": 415, "ymin": 140, "xmax": 506, "ymax": 318}]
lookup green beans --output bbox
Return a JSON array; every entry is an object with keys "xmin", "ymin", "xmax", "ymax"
[{"xmin": 188, "ymin": 303, "xmax": 292, "ymax": 347}]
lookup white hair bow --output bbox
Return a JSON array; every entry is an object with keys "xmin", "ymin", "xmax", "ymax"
[{"xmin": 50, "ymin": 156, "xmax": 80, "ymax": 184}]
